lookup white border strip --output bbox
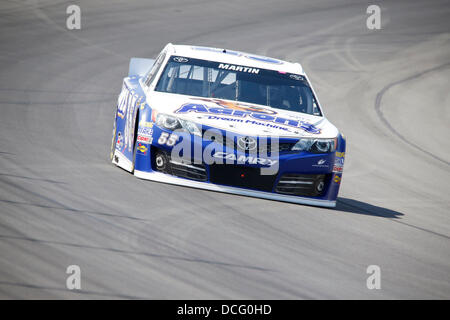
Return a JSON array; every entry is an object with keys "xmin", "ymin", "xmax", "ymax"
[{"xmin": 134, "ymin": 170, "xmax": 336, "ymax": 208}]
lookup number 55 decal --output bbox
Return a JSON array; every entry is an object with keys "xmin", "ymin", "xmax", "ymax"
[{"xmin": 158, "ymin": 132, "xmax": 179, "ymax": 146}]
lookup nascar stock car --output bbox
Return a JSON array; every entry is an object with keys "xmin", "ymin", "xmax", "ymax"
[{"xmin": 110, "ymin": 44, "xmax": 346, "ymax": 207}]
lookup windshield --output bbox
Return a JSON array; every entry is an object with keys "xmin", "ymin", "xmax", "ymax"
[{"xmin": 155, "ymin": 56, "xmax": 322, "ymax": 116}]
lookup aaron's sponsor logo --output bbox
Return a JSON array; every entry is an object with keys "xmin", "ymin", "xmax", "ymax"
[{"xmin": 175, "ymin": 103, "xmax": 321, "ymax": 134}]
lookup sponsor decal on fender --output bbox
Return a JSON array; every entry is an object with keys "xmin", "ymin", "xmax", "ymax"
[
  {"xmin": 115, "ymin": 132, "xmax": 124, "ymax": 150},
  {"xmin": 333, "ymin": 151, "xmax": 345, "ymax": 173},
  {"xmin": 333, "ymin": 166, "xmax": 343, "ymax": 173},
  {"xmin": 137, "ymin": 135, "xmax": 152, "ymax": 144},
  {"xmin": 333, "ymin": 157, "xmax": 344, "ymax": 173},
  {"xmin": 139, "ymin": 120, "xmax": 154, "ymax": 128},
  {"xmin": 137, "ymin": 127, "xmax": 153, "ymax": 144},
  {"xmin": 137, "ymin": 143, "xmax": 148, "ymax": 154},
  {"xmin": 138, "ymin": 127, "xmax": 153, "ymax": 137}
]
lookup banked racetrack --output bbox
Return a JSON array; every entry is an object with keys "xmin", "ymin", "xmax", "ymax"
[{"xmin": 0, "ymin": 0, "xmax": 449, "ymax": 299}]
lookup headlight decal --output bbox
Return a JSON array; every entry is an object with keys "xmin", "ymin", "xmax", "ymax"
[
  {"xmin": 155, "ymin": 113, "xmax": 201, "ymax": 136},
  {"xmin": 292, "ymin": 138, "xmax": 337, "ymax": 153}
]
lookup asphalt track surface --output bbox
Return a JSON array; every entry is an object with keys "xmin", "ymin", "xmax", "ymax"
[{"xmin": 0, "ymin": 0, "xmax": 449, "ymax": 299}]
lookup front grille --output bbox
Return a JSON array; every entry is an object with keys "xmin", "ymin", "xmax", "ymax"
[
  {"xmin": 170, "ymin": 160, "xmax": 207, "ymax": 181},
  {"xmin": 259, "ymin": 141, "xmax": 296, "ymax": 154},
  {"xmin": 276, "ymin": 174, "xmax": 327, "ymax": 197},
  {"xmin": 202, "ymin": 130, "xmax": 296, "ymax": 154},
  {"xmin": 153, "ymin": 149, "xmax": 207, "ymax": 181},
  {"xmin": 209, "ymin": 164, "xmax": 277, "ymax": 192}
]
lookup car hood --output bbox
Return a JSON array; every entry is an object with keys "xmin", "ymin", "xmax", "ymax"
[{"xmin": 147, "ymin": 91, "xmax": 339, "ymax": 138}]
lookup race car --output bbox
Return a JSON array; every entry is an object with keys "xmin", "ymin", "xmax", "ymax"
[{"xmin": 110, "ymin": 43, "xmax": 346, "ymax": 207}]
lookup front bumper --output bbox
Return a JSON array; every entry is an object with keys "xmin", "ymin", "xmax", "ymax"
[
  {"xmin": 131, "ymin": 127, "xmax": 345, "ymax": 207},
  {"xmin": 134, "ymin": 169, "xmax": 337, "ymax": 207}
]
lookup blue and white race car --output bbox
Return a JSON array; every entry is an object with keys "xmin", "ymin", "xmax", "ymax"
[{"xmin": 111, "ymin": 44, "xmax": 346, "ymax": 207}]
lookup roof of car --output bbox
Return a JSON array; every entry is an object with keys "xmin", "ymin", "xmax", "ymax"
[{"xmin": 167, "ymin": 44, "xmax": 305, "ymax": 75}]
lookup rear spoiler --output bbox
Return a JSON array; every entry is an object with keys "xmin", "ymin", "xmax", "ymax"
[{"xmin": 128, "ymin": 58, "xmax": 155, "ymax": 77}]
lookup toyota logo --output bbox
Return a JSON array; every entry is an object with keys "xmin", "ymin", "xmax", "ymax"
[
  {"xmin": 173, "ymin": 56, "xmax": 188, "ymax": 63},
  {"xmin": 237, "ymin": 136, "xmax": 257, "ymax": 151},
  {"xmin": 289, "ymin": 74, "xmax": 303, "ymax": 81}
]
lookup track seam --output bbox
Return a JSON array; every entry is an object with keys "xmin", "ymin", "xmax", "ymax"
[{"xmin": 374, "ymin": 62, "xmax": 450, "ymax": 166}]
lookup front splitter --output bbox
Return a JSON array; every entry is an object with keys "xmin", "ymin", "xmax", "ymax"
[{"xmin": 134, "ymin": 170, "xmax": 336, "ymax": 208}]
